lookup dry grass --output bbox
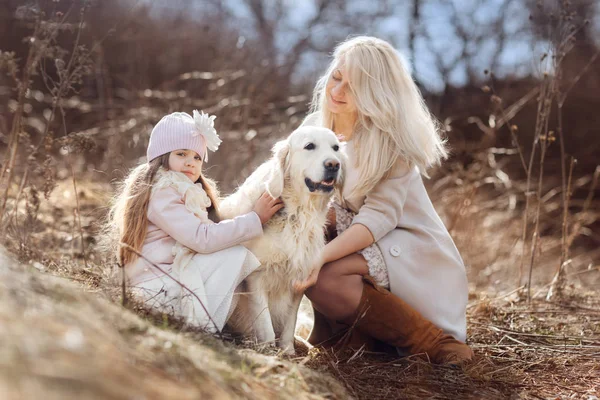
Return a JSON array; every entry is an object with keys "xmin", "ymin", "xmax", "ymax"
[
  {"xmin": 0, "ymin": 248, "xmax": 349, "ymax": 400},
  {"xmin": 2, "ymin": 2, "xmax": 599, "ymax": 398},
  {"xmin": 298, "ymin": 290, "xmax": 600, "ymax": 399},
  {"xmin": 427, "ymin": 149, "xmax": 600, "ymax": 294},
  {"xmin": 1, "ymin": 171, "xmax": 598, "ymax": 399}
]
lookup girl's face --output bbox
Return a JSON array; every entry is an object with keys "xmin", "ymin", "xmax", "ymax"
[
  {"xmin": 325, "ymin": 60, "xmax": 357, "ymax": 116},
  {"xmin": 168, "ymin": 149, "xmax": 203, "ymax": 182}
]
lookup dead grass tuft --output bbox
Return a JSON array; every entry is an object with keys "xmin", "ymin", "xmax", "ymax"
[
  {"xmin": 300, "ymin": 290, "xmax": 600, "ymax": 399},
  {"xmin": 0, "ymin": 248, "xmax": 349, "ymax": 400}
]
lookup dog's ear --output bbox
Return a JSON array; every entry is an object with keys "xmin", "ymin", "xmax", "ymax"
[{"xmin": 265, "ymin": 139, "xmax": 290, "ymax": 198}]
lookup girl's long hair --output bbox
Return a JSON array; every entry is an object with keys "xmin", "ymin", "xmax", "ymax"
[
  {"xmin": 105, "ymin": 153, "xmax": 221, "ymax": 266},
  {"xmin": 310, "ymin": 36, "xmax": 448, "ymax": 199}
]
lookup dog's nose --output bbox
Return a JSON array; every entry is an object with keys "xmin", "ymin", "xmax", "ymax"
[{"xmin": 324, "ymin": 159, "xmax": 340, "ymax": 172}]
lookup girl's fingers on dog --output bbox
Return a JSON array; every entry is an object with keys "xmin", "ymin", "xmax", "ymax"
[
  {"xmin": 269, "ymin": 196, "xmax": 283, "ymax": 206},
  {"xmin": 261, "ymin": 191, "xmax": 274, "ymax": 200},
  {"xmin": 269, "ymin": 204, "xmax": 283, "ymax": 217},
  {"xmin": 260, "ymin": 191, "xmax": 272, "ymax": 201}
]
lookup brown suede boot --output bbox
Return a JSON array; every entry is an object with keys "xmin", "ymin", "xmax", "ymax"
[
  {"xmin": 308, "ymin": 306, "xmax": 335, "ymax": 346},
  {"xmin": 309, "ymin": 306, "xmax": 380, "ymax": 351},
  {"xmin": 346, "ymin": 276, "xmax": 474, "ymax": 364}
]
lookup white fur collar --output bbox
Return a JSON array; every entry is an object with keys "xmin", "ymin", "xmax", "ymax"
[{"xmin": 153, "ymin": 167, "xmax": 212, "ymax": 223}]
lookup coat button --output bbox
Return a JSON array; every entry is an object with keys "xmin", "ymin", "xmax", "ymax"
[{"xmin": 390, "ymin": 245, "xmax": 402, "ymax": 257}]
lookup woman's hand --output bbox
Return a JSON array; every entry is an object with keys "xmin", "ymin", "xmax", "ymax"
[
  {"xmin": 253, "ymin": 191, "xmax": 284, "ymax": 224},
  {"xmin": 292, "ymin": 254, "xmax": 324, "ymax": 294}
]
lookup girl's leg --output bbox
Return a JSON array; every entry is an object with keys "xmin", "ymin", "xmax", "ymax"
[{"xmin": 305, "ymin": 253, "xmax": 368, "ymax": 322}]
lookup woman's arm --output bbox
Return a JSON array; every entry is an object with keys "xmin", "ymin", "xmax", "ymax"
[
  {"xmin": 294, "ymin": 223, "xmax": 373, "ymax": 292},
  {"xmin": 322, "ymin": 223, "xmax": 374, "ymax": 264},
  {"xmin": 350, "ymin": 161, "xmax": 415, "ymax": 242},
  {"xmin": 324, "ymin": 161, "xmax": 416, "ymax": 263}
]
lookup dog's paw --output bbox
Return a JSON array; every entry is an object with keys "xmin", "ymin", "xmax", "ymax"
[
  {"xmin": 256, "ymin": 329, "xmax": 276, "ymax": 345},
  {"xmin": 277, "ymin": 342, "xmax": 296, "ymax": 356},
  {"xmin": 281, "ymin": 347, "xmax": 296, "ymax": 356}
]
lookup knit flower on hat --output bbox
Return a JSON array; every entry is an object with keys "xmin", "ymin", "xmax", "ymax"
[{"xmin": 192, "ymin": 110, "xmax": 222, "ymax": 153}]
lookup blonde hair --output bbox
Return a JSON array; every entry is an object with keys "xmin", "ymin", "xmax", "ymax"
[
  {"xmin": 105, "ymin": 154, "xmax": 221, "ymax": 266},
  {"xmin": 310, "ymin": 36, "xmax": 448, "ymax": 198}
]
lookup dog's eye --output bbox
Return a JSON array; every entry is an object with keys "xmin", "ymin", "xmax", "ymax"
[
  {"xmin": 332, "ymin": 145, "xmax": 339, "ymax": 151},
  {"xmin": 304, "ymin": 143, "xmax": 315, "ymax": 150}
]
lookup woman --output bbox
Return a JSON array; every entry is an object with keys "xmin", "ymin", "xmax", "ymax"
[{"xmin": 302, "ymin": 36, "xmax": 473, "ymax": 364}]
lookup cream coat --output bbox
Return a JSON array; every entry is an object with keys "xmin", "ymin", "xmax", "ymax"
[{"xmin": 303, "ymin": 115, "xmax": 468, "ymax": 342}]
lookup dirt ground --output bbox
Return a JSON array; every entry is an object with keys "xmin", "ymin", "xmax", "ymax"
[{"xmin": 1, "ymin": 173, "xmax": 599, "ymax": 399}]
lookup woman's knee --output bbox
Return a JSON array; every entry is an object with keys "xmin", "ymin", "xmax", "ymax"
[
  {"xmin": 308, "ymin": 255, "xmax": 366, "ymax": 296},
  {"xmin": 320, "ymin": 254, "xmax": 368, "ymax": 278},
  {"xmin": 306, "ymin": 271, "xmax": 364, "ymax": 321},
  {"xmin": 305, "ymin": 263, "xmax": 338, "ymax": 300}
]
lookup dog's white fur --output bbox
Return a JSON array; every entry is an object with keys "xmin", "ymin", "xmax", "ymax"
[{"xmin": 220, "ymin": 126, "xmax": 344, "ymax": 354}]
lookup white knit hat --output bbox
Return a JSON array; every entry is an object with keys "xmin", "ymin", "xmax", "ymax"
[{"xmin": 147, "ymin": 110, "xmax": 222, "ymax": 162}]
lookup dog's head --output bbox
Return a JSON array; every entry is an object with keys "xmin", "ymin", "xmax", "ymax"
[{"xmin": 266, "ymin": 126, "xmax": 344, "ymax": 199}]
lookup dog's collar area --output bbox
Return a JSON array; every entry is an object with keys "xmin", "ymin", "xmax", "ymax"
[{"xmin": 304, "ymin": 177, "xmax": 334, "ymax": 193}]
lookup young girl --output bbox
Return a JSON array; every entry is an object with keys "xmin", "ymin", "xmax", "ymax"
[{"xmin": 107, "ymin": 110, "xmax": 283, "ymax": 333}]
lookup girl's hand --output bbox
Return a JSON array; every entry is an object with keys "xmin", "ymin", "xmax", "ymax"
[{"xmin": 254, "ymin": 191, "xmax": 284, "ymax": 224}]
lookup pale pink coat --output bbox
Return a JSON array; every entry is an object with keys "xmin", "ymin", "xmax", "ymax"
[
  {"xmin": 126, "ymin": 186, "xmax": 263, "ymax": 286},
  {"xmin": 124, "ymin": 169, "xmax": 265, "ymax": 332}
]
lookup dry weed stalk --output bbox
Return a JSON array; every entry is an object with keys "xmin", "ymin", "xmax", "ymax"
[
  {"xmin": 68, "ymin": 150, "xmax": 88, "ymax": 268},
  {"xmin": 0, "ymin": 11, "xmax": 44, "ymax": 225},
  {"xmin": 523, "ymin": 5, "xmax": 598, "ymax": 301},
  {"xmin": 475, "ymin": 3, "xmax": 598, "ymax": 299},
  {"xmin": 546, "ymin": 50, "xmax": 600, "ymax": 300},
  {"xmin": 525, "ymin": 72, "xmax": 555, "ymax": 302},
  {"xmin": 0, "ymin": 3, "xmax": 93, "ymax": 237},
  {"xmin": 516, "ymin": 4, "xmax": 588, "ymax": 300}
]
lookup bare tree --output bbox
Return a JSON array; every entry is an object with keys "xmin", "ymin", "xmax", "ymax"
[
  {"xmin": 409, "ymin": 0, "xmax": 421, "ymax": 80},
  {"xmin": 239, "ymin": 0, "xmax": 392, "ymax": 97}
]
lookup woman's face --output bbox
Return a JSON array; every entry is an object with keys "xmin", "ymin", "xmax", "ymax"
[{"xmin": 325, "ymin": 60, "xmax": 357, "ymax": 116}]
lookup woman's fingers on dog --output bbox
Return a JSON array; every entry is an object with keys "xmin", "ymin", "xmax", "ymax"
[
  {"xmin": 292, "ymin": 279, "xmax": 308, "ymax": 293},
  {"xmin": 267, "ymin": 195, "xmax": 284, "ymax": 212},
  {"xmin": 292, "ymin": 268, "xmax": 320, "ymax": 293}
]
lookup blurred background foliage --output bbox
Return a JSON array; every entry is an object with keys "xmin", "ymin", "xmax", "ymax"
[{"xmin": 0, "ymin": 0, "xmax": 598, "ymax": 293}]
